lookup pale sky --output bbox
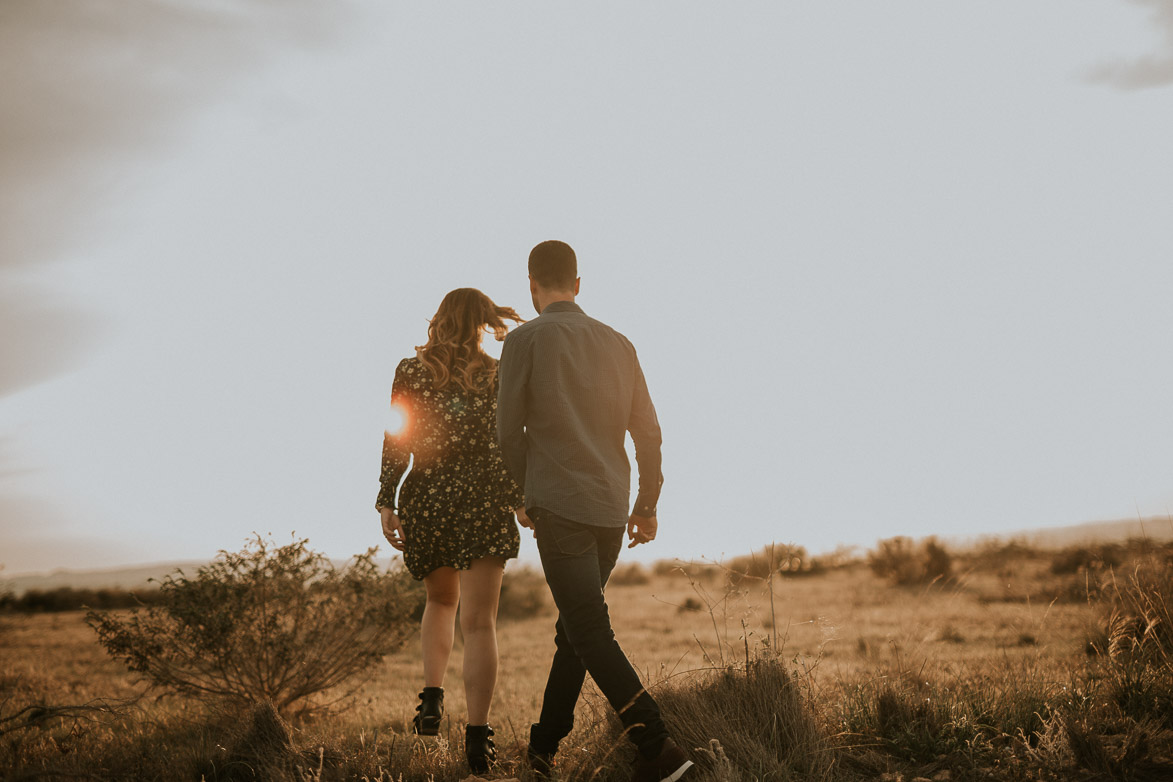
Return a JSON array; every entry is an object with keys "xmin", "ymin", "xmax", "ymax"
[{"xmin": 2, "ymin": 0, "xmax": 1172, "ymax": 576}]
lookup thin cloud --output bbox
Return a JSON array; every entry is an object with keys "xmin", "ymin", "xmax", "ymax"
[
  {"xmin": 1087, "ymin": 0, "xmax": 1173, "ymax": 89},
  {"xmin": 0, "ymin": 0, "xmax": 348, "ymax": 393},
  {"xmin": 1, "ymin": 1, "xmax": 350, "ymax": 571},
  {"xmin": 0, "ymin": 491, "xmax": 149, "ymax": 576},
  {"xmin": 0, "ymin": 284, "xmax": 106, "ymax": 397}
]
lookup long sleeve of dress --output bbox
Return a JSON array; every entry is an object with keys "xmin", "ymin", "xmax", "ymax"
[{"xmin": 376, "ymin": 359, "xmax": 415, "ymax": 510}]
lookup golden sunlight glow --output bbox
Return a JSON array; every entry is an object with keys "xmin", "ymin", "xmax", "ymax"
[{"xmin": 385, "ymin": 403, "xmax": 407, "ymax": 436}]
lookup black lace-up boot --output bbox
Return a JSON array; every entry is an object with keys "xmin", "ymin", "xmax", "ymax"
[{"xmin": 411, "ymin": 687, "xmax": 444, "ymax": 736}]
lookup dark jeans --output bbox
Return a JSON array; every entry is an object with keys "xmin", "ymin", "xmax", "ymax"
[{"xmin": 529, "ymin": 508, "xmax": 669, "ymax": 759}]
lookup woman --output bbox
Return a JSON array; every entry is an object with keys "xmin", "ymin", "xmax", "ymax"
[{"xmin": 376, "ymin": 288, "xmax": 524, "ymax": 774}]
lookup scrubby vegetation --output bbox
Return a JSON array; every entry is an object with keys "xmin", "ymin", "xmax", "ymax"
[
  {"xmin": 867, "ymin": 535, "xmax": 953, "ymax": 585},
  {"xmin": 607, "ymin": 562, "xmax": 652, "ymax": 586},
  {"xmin": 4, "ymin": 530, "xmax": 1173, "ymax": 781},
  {"xmin": 561, "ymin": 654, "xmax": 838, "ymax": 782},
  {"xmin": 497, "ymin": 565, "xmax": 551, "ymax": 619},
  {"xmin": 1, "ymin": 585, "xmax": 163, "ymax": 612},
  {"xmin": 84, "ymin": 536, "xmax": 423, "ymax": 717}
]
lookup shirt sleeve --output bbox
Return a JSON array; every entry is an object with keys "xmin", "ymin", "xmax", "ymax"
[
  {"xmin": 491, "ymin": 374, "xmax": 526, "ymax": 510},
  {"xmin": 628, "ymin": 350, "xmax": 663, "ymax": 516},
  {"xmin": 375, "ymin": 359, "xmax": 415, "ymax": 511},
  {"xmin": 496, "ymin": 332, "xmax": 530, "ymax": 494}
]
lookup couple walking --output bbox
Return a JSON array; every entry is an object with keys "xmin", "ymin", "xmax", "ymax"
[{"xmin": 376, "ymin": 240, "xmax": 693, "ymax": 782}]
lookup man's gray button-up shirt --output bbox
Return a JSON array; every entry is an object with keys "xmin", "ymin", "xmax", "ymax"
[{"xmin": 497, "ymin": 301, "xmax": 663, "ymax": 528}]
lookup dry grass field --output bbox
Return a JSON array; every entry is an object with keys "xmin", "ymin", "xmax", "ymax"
[{"xmin": 3, "ymin": 539, "xmax": 1172, "ymax": 781}]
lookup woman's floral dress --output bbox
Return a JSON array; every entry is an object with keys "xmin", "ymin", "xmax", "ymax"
[{"xmin": 377, "ymin": 356, "xmax": 523, "ymax": 580}]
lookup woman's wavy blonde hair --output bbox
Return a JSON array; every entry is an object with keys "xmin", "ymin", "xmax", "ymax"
[{"xmin": 416, "ymin": 288, "xmax": 523, "ymax": 393}]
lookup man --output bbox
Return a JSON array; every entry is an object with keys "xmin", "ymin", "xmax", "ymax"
[{"xmin": 497, "ymin": 240, "xmax": 693, "ymax": 782}]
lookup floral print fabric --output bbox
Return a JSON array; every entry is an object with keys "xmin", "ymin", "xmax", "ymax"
[{"xmin": 377, "ymin": 357, "xmax": 523, "ymax": 580}]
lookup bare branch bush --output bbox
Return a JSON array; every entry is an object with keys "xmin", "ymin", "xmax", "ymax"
[
  {"xmin": 85, "ymin": 535, "xmax": 423, "ymax": 717},
  {"xmin": 0, "ymin": 683, "xmax": 139, "ymax": 739}
]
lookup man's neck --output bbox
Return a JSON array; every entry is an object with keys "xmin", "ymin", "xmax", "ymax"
[{"xmin": 537, "ymin": 293, "xmax": 575, "ymax": 313}]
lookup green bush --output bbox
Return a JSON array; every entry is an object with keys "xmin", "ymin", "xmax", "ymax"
[{"xmin": 86, "ymin": 536, "xmax": 423, "ymax": 717}]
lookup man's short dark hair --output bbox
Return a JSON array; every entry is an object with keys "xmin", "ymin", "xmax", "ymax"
[{"xmin": 528, "ymin": 240, "xmax": 577, "ymax": 291}]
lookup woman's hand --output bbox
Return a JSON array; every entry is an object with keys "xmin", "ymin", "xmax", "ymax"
[
  {"xmin": 379, "ymin": 506, "xmax": 406, "ymax": 551},
  {"xmin": 515, "ymin": 506, "xmax": 535, "ymax": 538}
]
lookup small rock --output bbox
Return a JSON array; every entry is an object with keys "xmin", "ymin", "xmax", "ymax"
[{"xmin": 932, "ymin": 772, "xmax": 952, "ymax": 781}]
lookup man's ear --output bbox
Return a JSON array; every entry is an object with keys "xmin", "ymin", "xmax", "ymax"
[
  {"xmin": 573, "ymin": 277, "xmax": 581, "ymax": 295},
  {"xmin": 529, "ymin": 275, "xmax": 539, "ymax": 294}
]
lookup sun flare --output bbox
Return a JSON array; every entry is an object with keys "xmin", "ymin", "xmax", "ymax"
[{"xmin": 385, "ymin": 403, "xmax": 407, "ymax": 436}]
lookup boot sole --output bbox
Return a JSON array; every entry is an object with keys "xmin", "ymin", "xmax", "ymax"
[
  {"xmin": 412, "ymin": 718, "xmax": 441, "ymax": 736},
  {"xmin": 661, "ymin": 760, "xmax": 694, "ymax": 782}
]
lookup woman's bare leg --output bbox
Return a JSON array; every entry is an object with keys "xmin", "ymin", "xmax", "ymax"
[
  {"xmin": 458, "ymin": 557, "xmax": 505, "ymax": 724},
  {"xmin": 421, "ymin": 566, "xmax": 460, "ymax": 688}
]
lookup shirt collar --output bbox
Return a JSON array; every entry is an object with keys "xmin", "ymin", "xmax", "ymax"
[{"xmin": 541, "ymin": 300, "xmax": 584, "ymax": 315}]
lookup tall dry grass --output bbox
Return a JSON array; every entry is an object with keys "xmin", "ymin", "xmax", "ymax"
[
  {"xmin": 517, "ymin": 654, "xmax": 837, "ymax": 782},
  {"xmin": 1094, "ymin": 553, "xmax": 1173, "ymax": 725}
]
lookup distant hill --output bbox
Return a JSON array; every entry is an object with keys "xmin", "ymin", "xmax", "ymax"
[
  {"xmin": 4, "ymin": 516, "xmax": 1170, "ymax": 596},
  {"xmin": 0, "ymin": 562, "xmax": 206, "ymax": 597},
  {"xmin": 0, "ymin": 557, "xmax": 402, "ymax": 597},
  {"xmin": 952, "ymin": 516, "xmax": 1173, "ymax": 551}
]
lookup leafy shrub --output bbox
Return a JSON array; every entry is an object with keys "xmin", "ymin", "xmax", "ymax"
[
  {"xmin": 497, "ymin": 565, "xmax": 550, "ymax": 620},
  {"xmin": 1051, "ymin": 544, "xmax": 1123, "ymax": 575},
  {"xmin": 867, "ymin": 536, "xmax": 953, "ymax": 585},
  {"xmin": 966, "ymin": 536, "xmax": 1041, "ymax": 571},
  {"xmin": 607, "ymin": 562, "xmax": 650, "ymax": 586},
  {"xmin": 921, "ymin": 538, "xmax": 953, "ymax": 582},
  {"xmin": 809, "ymin": 544, "xmax": 862, "ymax": 571},
  {"xmin": 86, "ymin": 536, "xmax": 423, "ymax": 717},
  {"xmin": 725, "ymin": 544, "xmax": 821, "ymax": 586}
]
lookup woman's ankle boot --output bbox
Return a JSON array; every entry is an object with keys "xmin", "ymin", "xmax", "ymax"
[
  {"xmin": 412, "ymin": 687, "xmax": 444, "ymax": 736},
  {"xmin": 465, "ymin": 724, "xmax": 496, "ymax": 774}
]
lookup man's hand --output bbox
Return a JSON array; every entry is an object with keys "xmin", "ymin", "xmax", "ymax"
[
  {"xmin": 627, "ymin": 513, "xmax": 657, "ymax": 548},
  {"xmin": 379, "ymin": 506, "xmax": 406, "ymax": 551},
  {"xmin": 516, "ymin": 506, "xmax": 535, "ymax": 538}
]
